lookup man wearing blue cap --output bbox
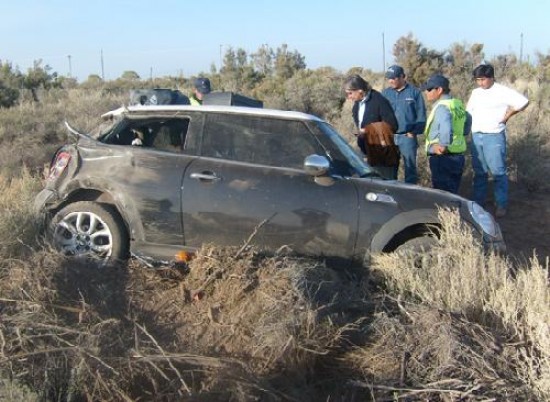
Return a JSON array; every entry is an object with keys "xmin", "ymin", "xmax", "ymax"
[
  {"xmin": 382, "ymin": 65, "xmax": 426, "ymax": 184},
  {"xmin": 190, "ymin": 77, "xmax": 211, "ymax": 105},
  {"xmin": 422, "ymin": 74, "xmax": 471, "ymax": 194}
]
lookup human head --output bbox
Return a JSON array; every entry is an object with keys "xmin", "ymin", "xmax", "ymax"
[
  {"xmin": 343, "ymin": 74, "xmax": 371, "ymax": 102},
  {"xmin": 421, "ymin": 74, "xmax": 450, "ymax": 101},
  {"xmin": 193, "ymin": 77, "xmax": 211, "ymax": 99},
  {"xmin": 472, "ymin": 64, "xmax": 495, "ymax": 89},
  {"xmin": 385, "ymin": 65, "xmax": 406, "ymax": 89}
]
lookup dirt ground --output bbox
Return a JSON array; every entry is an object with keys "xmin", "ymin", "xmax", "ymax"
[{"xmin": 459, "ymin": 180, "xmax": 549, "ymax": 266}]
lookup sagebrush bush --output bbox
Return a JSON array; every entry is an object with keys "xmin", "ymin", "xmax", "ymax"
[{"xmin": 371, "ymin": 208, "xmax": 550, "ymax": 400}]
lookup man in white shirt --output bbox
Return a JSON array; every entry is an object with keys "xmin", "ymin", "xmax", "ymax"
[{"xmin": 466, "ymin": 64, "xmax": 529, "ymax": 218}]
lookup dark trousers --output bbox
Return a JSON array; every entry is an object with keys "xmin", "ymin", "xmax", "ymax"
[{"xmin": 429, "ymin": 154, "xmax": 465, "ymax": 194}]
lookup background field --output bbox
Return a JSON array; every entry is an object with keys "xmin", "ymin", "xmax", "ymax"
[{"xmin": 1, "ymin": 37, "xmax": 549, "ymax": 401}]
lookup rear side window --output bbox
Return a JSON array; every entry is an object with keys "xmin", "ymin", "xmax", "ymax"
[
  {"xmin": 201, "ymin": 114, "xmax": 320, "ymax": 169},
  {"xmin": 103, "ymin": 118, "xmax": 190, "ymax": 154}
]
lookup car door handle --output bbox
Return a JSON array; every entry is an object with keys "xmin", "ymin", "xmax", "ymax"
[{"xmin": 190, "ymin": 172, "xmax": 221, "ymax": 181}]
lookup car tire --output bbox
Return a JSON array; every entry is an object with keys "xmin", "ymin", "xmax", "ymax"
[
  {"xmin": 49, "ymin": 201, "xmax": 129, "ymax": 265},
  {"xmin": 394, "ymin": 236, "xmax": 437, "ymax": 255}
]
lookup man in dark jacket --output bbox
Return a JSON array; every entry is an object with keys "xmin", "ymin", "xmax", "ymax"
[{"xmin": 344, "ymin": 74, "xmax": 399, "ymax": 179}]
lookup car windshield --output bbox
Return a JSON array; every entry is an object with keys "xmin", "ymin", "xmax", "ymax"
[{"xmin": 314, "ymin": 121, "xmax": 379, "ymax": 178}]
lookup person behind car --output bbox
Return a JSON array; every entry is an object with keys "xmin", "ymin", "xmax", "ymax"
[
  {"xmin": 381, "ymin": 65, "xmax": 427, "ymax": 184},
  {"xmin": 422, "ymin": 74, "xmax": 471, "ymax": 194},
  {"xmin": 189, "ymin": 77, "xmax": 211, "ymax": 105},
  {"xmin": 466, "ymin": 64, "xmax": 529, "ymax": 218},
  {"xmin": 344, "ymin": 74, "xmax": 399, "ymax": 179}
]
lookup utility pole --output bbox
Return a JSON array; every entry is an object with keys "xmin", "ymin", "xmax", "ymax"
[
  {"xmin": 382, "ymin": 32, "xmax": 386, "ymax": 71},
  {"xmin": 519, "ymin": 32, "xmax": 524, "ymax": 64},
  {"xmin": 101, "ymin": 49, "xmax": 105, "ymax": 80},
  {"xmin": 219, "ymin": 44, "xmax": 223, "ymax": 71},
  {"xmin": 67, "ymin": 54, "xmax": 72, "ymax": 77}
]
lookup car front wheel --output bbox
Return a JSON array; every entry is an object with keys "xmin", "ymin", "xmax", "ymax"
[
  {"xmin": 50, "ymin": 201, "xmax": 129, "ymax": 264},
  {"xmin": 394, "ymin": 236, "xmax": 437, "ymax": 255}
]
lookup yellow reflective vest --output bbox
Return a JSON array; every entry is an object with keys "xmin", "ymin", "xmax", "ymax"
[
  {"xmin": 424, "ymin": 98, "xmax": 467, "ymax": 154},
  {"xmin": 189, "ymin": 95, "xmax": 201, "ymax": 106}
]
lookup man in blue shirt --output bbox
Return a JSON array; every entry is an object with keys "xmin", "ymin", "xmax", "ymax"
[{"xmin": 382, "ymin": 65, "xmax": 426, "ymax": 184}]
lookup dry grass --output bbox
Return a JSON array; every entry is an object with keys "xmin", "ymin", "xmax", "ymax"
[
  {"xmin": 2, "ymin": 203, "xmax": 549, "ymax": 400},
  {"xmin": 0, "ymin": 241, "xmax": 370, "ymax": 401},
  {"xmin": 362, "ymin": 208, "xmax": 550, "ymax": 400}
]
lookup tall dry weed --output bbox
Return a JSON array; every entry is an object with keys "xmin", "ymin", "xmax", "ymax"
[
  {"xmin": 0, "ymin": 170, "xmax": 42, "ymax": 258},
  {"xmin": 369, "ymin": 208, "xmax": 550, "ymax": 400}
]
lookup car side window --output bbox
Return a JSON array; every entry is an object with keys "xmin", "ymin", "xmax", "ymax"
[
  {"xmin": 201, "ymin": 114, "xmax": 320, "ymax": 169},
  {"xmin": 107, "ymin": 118, "xmax": 191, "ymax": 154},
  {"xmin": 149, "ymin": 119, "xmax": 190, "ymax": 153}
]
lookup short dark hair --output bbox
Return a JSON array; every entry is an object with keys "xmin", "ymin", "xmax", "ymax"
[
  {"xmin": 473, "ymin": 64, "xmax": 495, "ymax": 79},
  {"xmin": 343, "ymin": 74, "xmax": 371, "ymax": 92}
]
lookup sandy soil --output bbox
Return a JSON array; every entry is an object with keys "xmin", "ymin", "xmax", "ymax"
[{"xmin": 459, "ymin": 181, "xmax": 549, "ymax": 267}]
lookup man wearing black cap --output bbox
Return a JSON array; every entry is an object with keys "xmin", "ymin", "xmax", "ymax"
[
  {"xmin": 422, "ymin": 74, "xmax": 471, "ymax": 194},
  {"xmin": 467, "ymin": 64, "xmax": 529, "ymax": 218},
  {"xmin": 190, "ymin": 77, "xmax": 211, "ymax": 105},
  {"xmin": 382, "ymin": 65, "xmax": 426, "ymax": 184}
]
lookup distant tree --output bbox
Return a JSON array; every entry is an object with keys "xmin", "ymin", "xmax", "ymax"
[
  {"xmin": 0, "ymin": 80, "xmax": 19, "ymax": 108},
  {"xmin": 81, "ymin": 74, "xmax": 104, "ymax": 90},
  {"xmin": 490, "ymin": 53, "xmax": 519, "ymax": 82},
  {"xmin": 0, "ymin": 60, "xmax": 22, "ymax": 108},
  {"xmin": 120, "ymin": 71, "xmax": 140, "ymax": 81},
  {"xmin": 274, "ymin": 44, "xmax": 306, "ymax": 79},
  {"xmin": 282, "ymin": 67, "xmax": 345, "ymax": 119},
  {"xmin": 219, "ymin": 47, "xmax": 258, "ymax": 92},
  {"xmin": 442, "ymin": 42, "xmax": 485, "ymax": 101},
  {"xmin": 251, "ymin": 45, "xmax": 274, "ymax": 77},
  {"xmin": 392, "ymin": 33, "xmax": 444, "ymax": 86},
  {"xmin": 22, "ymin": 60, "xmax": 59, "ymax": 102}
]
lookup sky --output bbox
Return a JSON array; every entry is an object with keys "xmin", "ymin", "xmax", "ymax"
[{"xmin": 2, "ymin": 0, "xmax": 549, "ymax": 82}]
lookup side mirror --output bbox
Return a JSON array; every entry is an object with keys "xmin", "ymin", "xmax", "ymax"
[{"xmin": 304, "ymin": 154, "xmax": 330, "ymax": 177}]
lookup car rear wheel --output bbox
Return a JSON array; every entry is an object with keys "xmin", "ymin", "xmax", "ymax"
[{"xmin": 50, "ymin": 201, "xmax": 129, "ymax": 265}]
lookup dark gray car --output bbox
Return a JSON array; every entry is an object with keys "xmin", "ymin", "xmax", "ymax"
[{"xmin": 34, "ymin": 105, "xmax": 505, "ymax": 265}]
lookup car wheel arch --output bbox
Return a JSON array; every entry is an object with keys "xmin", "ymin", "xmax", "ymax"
[
  {"xmin": 48, "ymin": 187, "xmax": 144, "ymax": 244},
  {"xmin": 369, "ymin": 209, "xmax": 441, "ymax": 254}
]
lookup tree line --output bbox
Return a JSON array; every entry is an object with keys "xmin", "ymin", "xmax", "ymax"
[{"xmin": 2, "ymin": 34, "xmax": 550, "ymax": 116}]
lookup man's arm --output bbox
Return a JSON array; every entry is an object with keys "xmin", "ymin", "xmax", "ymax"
[
  {"xmin": 379, "ymin": 96, "xmax": 399, "ymax": 133},
  {"xmin": 429, "ymin": 105, "xmax": 452, "ymax": 155},
  {"xmin": 501, "ymin": 101, "xmax": 529, "ymax": 125},
  {"xmin": 411, "ymin": 89, "xmax": 427, "ymax": 135}
]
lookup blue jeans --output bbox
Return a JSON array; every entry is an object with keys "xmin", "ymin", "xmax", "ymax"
[
  {"xmin": 429, "ymin": 154, "xmax": 465, "ymax": 194},
  {"xmin": 470, "ymin": 131, "xmax": 508, "ymax": 208},
  {"xmin": 394, "ymin": 134, "xmax": 419, "ymax": 184}
]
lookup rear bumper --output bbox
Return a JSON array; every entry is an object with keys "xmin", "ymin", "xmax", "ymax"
[{"xmin": 33, "ymin": 189, "xmax": 57, "ymax": 214}]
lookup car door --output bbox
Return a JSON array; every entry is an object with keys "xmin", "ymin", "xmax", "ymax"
[
  {"xmin": 180, "ymin": 113, "xmax": 360, "ymax": 259},
  {"xmin": 104, "ymin": 116, "xmax": 198, "ymax": 249}
]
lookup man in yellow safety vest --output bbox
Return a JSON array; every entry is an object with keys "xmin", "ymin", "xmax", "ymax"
[{"xmin": 422, "ymin": 74, "xmax": 471, "ymax": 194}]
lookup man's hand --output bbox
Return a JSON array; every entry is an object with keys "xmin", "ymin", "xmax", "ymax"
[{"xmin": 432, "ymin": 144, "xmax": 447, "ymax": 155}]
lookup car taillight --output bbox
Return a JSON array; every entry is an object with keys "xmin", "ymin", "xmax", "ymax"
[{"xmin": 47, "ymin": 151, "xmax": 71, "ymax": 181}]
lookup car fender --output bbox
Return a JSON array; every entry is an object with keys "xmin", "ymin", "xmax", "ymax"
[
  {"xmin": 369, "ymin": 208, "xmax": 440, "ymax": 253},
  {"xmin": 56, "ymin": 177, "xmax": 146, "ymax": 243}
]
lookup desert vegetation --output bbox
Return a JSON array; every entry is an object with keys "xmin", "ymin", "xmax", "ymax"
[{"xmin": 1, "ymin": 35, "xmax": 549, "ymax": 400}]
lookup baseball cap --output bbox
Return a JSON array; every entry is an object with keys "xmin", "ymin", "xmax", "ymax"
[
  {"xmin": 194, "ymin": 77, "xmax": 211, "ymax": 95},
  {"xmin": 420, "ymin": 74, "xmax": 450, "ymax": 91},
  {"xmin": 385, "ymin": 65, "xmax": 405, "ymax": 79}
]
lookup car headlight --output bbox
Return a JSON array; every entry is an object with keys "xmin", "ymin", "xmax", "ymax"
[{"xmin": 467, "ymin": 201, "xmax": 498, "ymax": 238}]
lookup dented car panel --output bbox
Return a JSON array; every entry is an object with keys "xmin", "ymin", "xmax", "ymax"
[{"xmin": 35, "ymin": 105, "xmax": 505, "ymax": 265}]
